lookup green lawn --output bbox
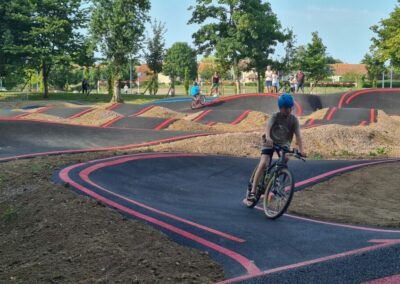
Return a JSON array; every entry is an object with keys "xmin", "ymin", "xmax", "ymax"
[
  {"xmin": 0, "ymin": 84, "xmax": 369, "ymax": 104},
  {"xmin": 0, "ymin": 91, "xmax": 185, "ymax": 105}
]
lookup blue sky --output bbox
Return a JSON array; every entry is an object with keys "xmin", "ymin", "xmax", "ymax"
[{"xmin": 148, "ymin": 0, "xmax": 398, "ymax": 63}]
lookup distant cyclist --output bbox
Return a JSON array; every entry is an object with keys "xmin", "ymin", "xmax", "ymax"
[
  {"xmin": 246, "ymin": 93, "xmax": 307, "ymax": 203},
  {"xmin": 191, "ymin": 81, "xmax": 200, "ymax": 98}
]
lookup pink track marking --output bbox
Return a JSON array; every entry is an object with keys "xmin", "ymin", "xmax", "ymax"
[
  {"xmin": 59, "ymin": 160, "xmax": 260, "ymax": 276},
  {"xmin": 307, "ymin": 118, "xmax": 315, "ymax": 127},
  {"xmin": 129, "ymin": 105, "xmax": 155, "ymax": 117},
  {"xmin": 363, "ymin": 274, "xmax": 400, "ymax": 284},
  {"xmin": 359, "ymin": 120, "xmax": 367, "ymax": 126},
  {"xmin": 78, "ymin": 153, "xmax": 246, "ymax": 243},
  {"xmin": 153, "ymin": 117, "xmax": 176, "ymax": 130},
  {"xmin": 345, "ymin": 88, "xmax": 400, "ymax": 106},
  {"xmin": 207, "ymin": 121, "xmax": 217, "ymax": 126},
  {"xmin": 202, "ymin": 93, "xmax": 303, "ymax": 116},
  {"xmin": 68, "ymin": 107, "xmax": 95, "ymax": 119},
  {"xmin": 325, "ymin": 107, "xmax": 337, "ymax": 121},
  {"xmin": 231, "ymin": 110, "xmax": 250, "ymax": 125},
  {"xmin": 370, "ymin": 108, "xmax": 375, "ymax": 123},
  {"xmin": 338, "ymin": 90, "xmax": 353, "ymax": 108},
  {"xmin": 219, "ymin": 239, "xmax": 400, "ymax": 284},
  {"xmin": 101, "ymin": 115, "xmax": 124, "ymax": 128},
  {"xmin": 192, "ymin": 110, "xmax": 212, "ymax": 122},
  {"xmin": 105, "ymin": 103, "xmax": 120, "ymax": 111}
]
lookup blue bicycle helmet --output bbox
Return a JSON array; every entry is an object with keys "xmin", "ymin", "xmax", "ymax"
[{"xmin": 278, "ymin": 93, "xmax": 294, "ymax": 109}]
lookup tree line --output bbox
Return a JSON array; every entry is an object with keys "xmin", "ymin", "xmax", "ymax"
[{"xmin": 1, "ymin": 0, "xmax": 399, "ymax": 102}]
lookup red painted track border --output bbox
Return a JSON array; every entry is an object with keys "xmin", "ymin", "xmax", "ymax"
[
  {"xmin": 68, "ymin": 107, "xmax": 96, "ymax": 119},
  {"xmin": 101, "ymin": 115, "xmax": 124, "ymax": 128},
  {"xmin": 153, "ymin": 118, "xmax": 176, "ymax": 130},
  {"xmin": 231, "ymin": 110, "xmax": 250, "ymax": 125},
  {"xmin": 129, "ymin": 105, "xmax": 155, "ymax": 117}
]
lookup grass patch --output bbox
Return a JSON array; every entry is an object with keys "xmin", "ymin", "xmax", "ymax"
[
  {"xmin": 2, "ymin": 205, "xmax": 18, "ymax": 222},
  {"xmin": 0, "ymin": 92, "xmax": 186, "ymax": 104}
]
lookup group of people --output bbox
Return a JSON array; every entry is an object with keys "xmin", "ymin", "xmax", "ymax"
[{"xmin": 265, "ymin": 66, "xmax": 305, "ymax": 94}]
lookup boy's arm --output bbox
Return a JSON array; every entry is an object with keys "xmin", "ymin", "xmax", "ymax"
[
  {"xmin": 264, "ymin": 115, "xmax": 275, "ymax": 146},
  {"xmin": 294, "ymin": 118, "xmax": 306, "ymax": 155}
]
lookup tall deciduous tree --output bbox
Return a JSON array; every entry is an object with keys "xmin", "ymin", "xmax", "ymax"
[
  {"xmin": 189, "ymin": 0, "xmax": 287, "ymax": 94},
  {"xmin": 144, "ymin": 20, "xmax": 166, "ymax": 95},
  {"xmin": 298, "ymin": 32, "xmax": 331, "ymax": 89},
  {"xmin": 163, "ymin": 42, "xmax": 197, "ymax": 96},
  {"xmin": 370, "ymin": 1, "xmax": 400, "ymax": 66},
  {"xmin": 362, "ymin": 52, "xmax": 385, "ymax": 88},
  {"xmin": 91, "ymin": 0, "xmax": 150, "ymax": 102},
  {"xmin": 26, "ymin": 0, "xmax": 87, "ymax": 98},
  {"xmin": 189, "ymin": 0, "xmax": 245, "ymax": 94},
  {"xmin": 239, "ymin": 0, "xmax": 288, "ymax": 93},
  {"xmin": 0, "ymin": 0, "xmax": 32, "ymax": 80}
]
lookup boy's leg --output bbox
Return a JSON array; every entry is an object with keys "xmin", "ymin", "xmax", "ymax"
[{"xmin": 250, "ymin": 154, "xmax": 271, "ymax": 194}]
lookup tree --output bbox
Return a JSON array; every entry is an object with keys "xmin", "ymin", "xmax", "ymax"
[
  {"xmin": 189, "ymin": 0, "xmax": 245, "ymax": 94},
  {"xmin": 144, "ymin": 20, "xmax": 166, "ymax": 95},
  {"xmin": 370, "ymin": 1, "xmax": 400, "ymax": 66},
  {"xmin": 0, "ymin": 0, "xmax": 33, "ymax": 86},
  {"xmin": 189, "ymin": 0, "xmax": 288, "ymax": 94},
  {"xmin": 91, "ymin": 0, "xmax": 150, "ymax": 102},
  {"xmin": 326, "ymin": 56, "xmax": 343, "ymax": 64},
  {"xmin": 362, "ymin": 52, "xmax": 385, "ymax": 88},
  {"xmin": 25, "ymin": 0, "xmax": 87, "ymax": 98},
  {"xmin": 163, "ymin": 42, "xmax": 197, "ymax": 96},
  {"xmin": 299, "ymin": 32, "xmax": 331, "ymax": 89},
  {"xmin": 239, "ymin": 0, "xmax": 288, "ymax": 93}
]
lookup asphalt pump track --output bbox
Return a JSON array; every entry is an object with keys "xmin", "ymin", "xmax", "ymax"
[{"xmin": 56, "ymin": 153, "xmax": 400, "ymax": 283}]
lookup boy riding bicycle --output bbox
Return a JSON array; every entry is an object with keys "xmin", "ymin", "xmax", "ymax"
[
  {"xmin": 191, "ymin": 81, "xmax": 201, "ymax": 99},
  {"xmin": 246, "ymin": 93, "xmax": 306, "ymax": 203}
]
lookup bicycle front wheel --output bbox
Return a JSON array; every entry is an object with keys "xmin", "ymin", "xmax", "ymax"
[{"xmin": 263, "ymin": 168, "xmax": 294, "ymax": 219}]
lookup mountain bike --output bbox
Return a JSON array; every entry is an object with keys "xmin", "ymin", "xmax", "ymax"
[
  {"xmin": 191, "ymin": 94, "xmax": 207, "ymax": 109},
  {"xmin": 245, "ymin": 144, "xmax": 306, "ymax": 219}
]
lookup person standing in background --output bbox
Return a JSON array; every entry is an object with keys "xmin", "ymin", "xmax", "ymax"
[
  {"xmin": 296, "ymin": 68, "xmax": 305, "ymax": 94},
  {"xmin": 264, "ymin": 66, "xmax": 273, "ymax": 93}
]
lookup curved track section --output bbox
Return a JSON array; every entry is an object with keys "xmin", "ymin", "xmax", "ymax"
[
  {"xmin": 57, "ymin": 153, "xmax": 400, "ymax": 283},
  {"xmin": 0, "ymin": 120, "xmax": 208, "ymax": 161}
]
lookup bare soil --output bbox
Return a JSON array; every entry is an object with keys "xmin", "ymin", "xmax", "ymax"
[
  {"xmin": 289, "ymin": 162, "xmax": 400, "ymax": 228},
  {"xmin": 0, "ymin": 153, "xmax": 224, "ymax": 284}
]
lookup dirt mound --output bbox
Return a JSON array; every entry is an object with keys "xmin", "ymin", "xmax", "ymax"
[
  {"xmin": 150, "ymin": 111, "xmax": 400, "ymax": 159},
  {"xmin": 166, "ymin": 119, "xmax": 216, "ymax": 133},
  {"xmin": 73, "ymin": 109, "xmax": 119, "ymax": 126},
  {"xmin": 299, "ymin": 108, "xmax": 329, "ymax": 125},
  {"xmin": 166, "ymin": 111, "xmax": 267, "ymax": 133},
  {"xmin": 22, "ymin": 109, "xmax": 120, "ymax": 127},
  {"xmin": 139, "ymin": 106, "xmax": 186, "ymax": 119},
  {"xmin": 151, "ymin": 132, "xmax": 261, "ymax": 157}
]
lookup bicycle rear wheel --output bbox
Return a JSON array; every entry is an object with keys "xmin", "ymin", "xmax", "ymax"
[
  {"xmin": 200, "ymin": 95, "xmax": 206, "ymax": 105},
  {"xmin": 190, "ymin": 99, "xmax": 197, "ymax": 110},
  {"xmin": 263, "ymin": 168, "xmax": 294, "ymax": 219}
]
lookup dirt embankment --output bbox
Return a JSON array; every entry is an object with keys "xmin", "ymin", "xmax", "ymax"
[
  {"xmin": 149, "ymin": 111, "xmax": 400, "ymax": 159},
  {"xmin": 0, "ymin": 153, "xmax": 224, "ymax": 283},
  {"xmin": 289, "ymin": 161, "xmax": 400, "ymax": 228}
]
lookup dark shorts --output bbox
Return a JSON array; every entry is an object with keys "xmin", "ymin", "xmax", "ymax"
[
  {"xmin": 261, "ymin": 147, "xmax": 274, "ymax": 157},
  {"xmin": 265, "ymin": 80, "xmax": 272, "ymax": 87}
]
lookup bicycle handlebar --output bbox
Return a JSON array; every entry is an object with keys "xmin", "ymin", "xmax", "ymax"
[{"xmin": 273, "ymin": 144, "xmax": 306, "ymax": 162}]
